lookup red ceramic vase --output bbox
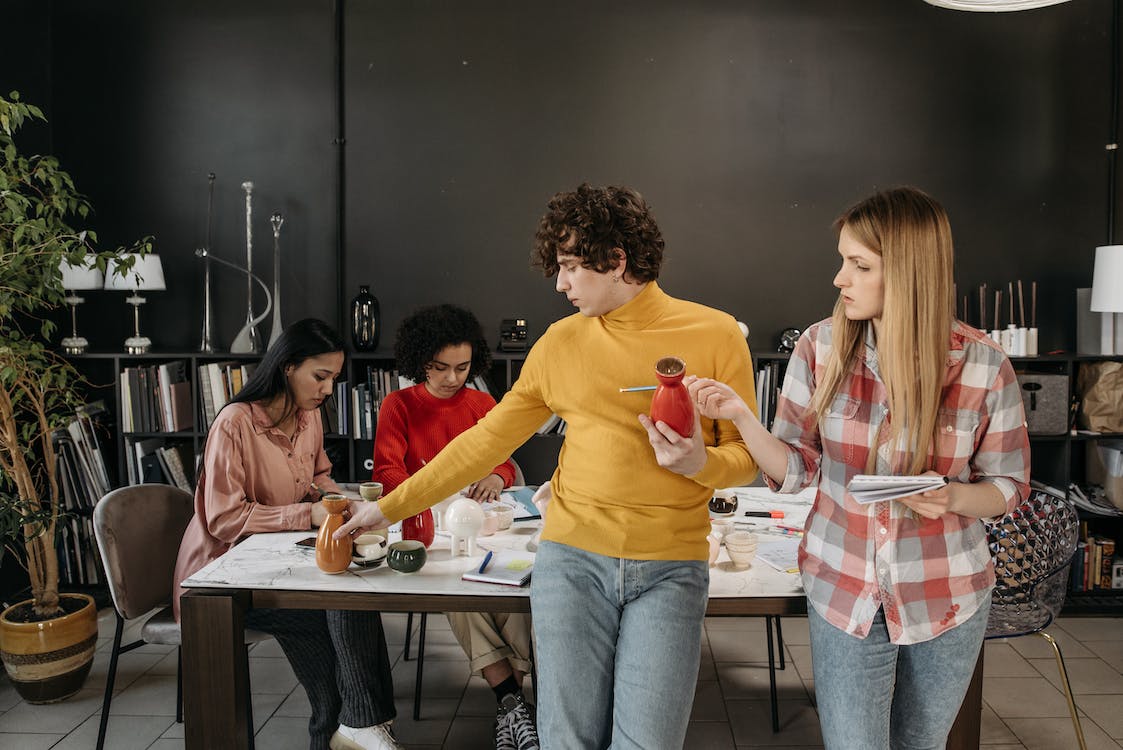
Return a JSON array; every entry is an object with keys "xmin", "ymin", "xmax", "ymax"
[
  {"xmin": 650, "ymin": 356, "xmax": 695, "ymax": 438},
  {"xmin": 401, "ymin": 508, "xmax": 436, "ymax": 548}
]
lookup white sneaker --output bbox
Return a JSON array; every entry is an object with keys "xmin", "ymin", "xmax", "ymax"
[{"xmin": 329, "ymin": 721, "xmax": 403, "ymax": 750}]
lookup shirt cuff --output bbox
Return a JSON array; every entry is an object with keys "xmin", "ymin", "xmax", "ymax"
[
  {"xmin": 977, "ymin": 476, "xmax": 1018, "ymax": 517},
  {"xmin": 777, "ymin": 449, "xmax": 807, "ymax": 494},
  {"xmin": 288, "ymin": 502, "xmax": 313, "ymax": 530}
]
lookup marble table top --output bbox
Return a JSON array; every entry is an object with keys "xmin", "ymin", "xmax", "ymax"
[{"xmin": 183, "ymin": 486, "xmax": 811, "ymax": 600}]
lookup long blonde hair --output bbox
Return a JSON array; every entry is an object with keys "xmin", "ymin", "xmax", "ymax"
[{"xmin": 810, "ymin": 187, "xmax": 955, "ymax": 475}]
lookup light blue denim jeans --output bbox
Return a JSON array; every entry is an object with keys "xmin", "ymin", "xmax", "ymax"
[
  {"xmin": 808, "ymin": 593, "xmax": 990, "ymax": 750},
  {"xmin": 529, "ymin": 540, "xmax": 709, "ymax": 750}
]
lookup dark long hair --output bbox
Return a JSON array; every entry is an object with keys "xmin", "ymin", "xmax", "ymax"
[
  {"xmin": 230, "ymin": 318, "xmax": 345, "ymax": 427},
  {"xmin": 394, "ymin": 304, "xmax": 491, "ymax": 383}
]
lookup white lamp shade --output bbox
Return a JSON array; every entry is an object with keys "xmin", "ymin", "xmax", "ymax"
[
  {"xmin": 59, "ymin": 255, "xmax": 104, "ymax": 290},
  {"xmin": 1091, "ymin": 245, "xmax": 1123, "ymax": 313},
  {"xmin": 923, "ymin": 0, "xmax": 1071, "ymax": 10},
  {"xmin": 103, "ymin": 253, "xmax": 166, "ymax": 292}
]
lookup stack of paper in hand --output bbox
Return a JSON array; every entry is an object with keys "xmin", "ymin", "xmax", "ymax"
[{"xmin": 847, "ymin": 474, "xmax": 948, "ymax": 504}]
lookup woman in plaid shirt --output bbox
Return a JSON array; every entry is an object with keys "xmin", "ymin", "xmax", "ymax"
[{"xmin": 688, "ymin": 187, "xmax": 1030, "ymax": 749}]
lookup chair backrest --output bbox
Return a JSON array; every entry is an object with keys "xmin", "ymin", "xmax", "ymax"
[
  {"xmin": 509, "ymin": 457, "xmax": 526, "ymax": 486},
  {"xmin": 93, "ymin": 484, "xmax": 195, "ymax": 620},
  {"xmin": 985, "ymin": 489, "xmax": 1080, "ymax": 637}
]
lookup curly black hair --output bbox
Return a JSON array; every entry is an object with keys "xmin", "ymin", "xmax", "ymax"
[
  {"xmin": 531, "ymin": 183, "xmax": 664, "ymax": 282},
  {"xmin": 394, "ymin": 304, "xmax": 492, "ymax": 383}
]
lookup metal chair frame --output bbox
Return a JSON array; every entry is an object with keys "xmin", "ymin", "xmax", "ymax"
[{"xmin": 984, "ymin": 489, "xmax": 1087, "ymax": 750}]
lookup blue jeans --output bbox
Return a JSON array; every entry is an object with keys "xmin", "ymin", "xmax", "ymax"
[
  {"xmin": 808, "ymin": 594, "xmax": 990, "ymax": 750},
  {"xmin": 530, "ymin": 541, "xmax": 709, "ymax": 750}
]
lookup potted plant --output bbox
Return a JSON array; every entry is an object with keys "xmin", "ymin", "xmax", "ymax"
[{"xmin": 0, "ymin": 90, "xmax": 149, "ymax": 702}]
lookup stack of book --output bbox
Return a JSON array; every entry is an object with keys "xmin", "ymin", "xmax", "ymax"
[
  {"xmin": 53, "ymin": 402, "xmax": 114, "ymax": 586},
  {"xmin": 197, "ymin": 360, "xmax": 256, "ymax": 429},
  {"xmin": 124, "ymin": 437, "xmax": 194, "ymax": 492},
  {"xmin": 120, "ymin": 360, "xmax": 193, "ymax": 433},
  {"xmin": 755, "ymin": 360, "xmax": 783, "ymax": 430},
  {"xmin": 1072, "ymin": 532, "xmax": 1121, "ymax": 592}
]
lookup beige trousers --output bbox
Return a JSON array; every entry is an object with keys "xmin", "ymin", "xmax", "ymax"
[{"xmin": 445, "ymin": 611, "xmax": 534, "ymax": 675}]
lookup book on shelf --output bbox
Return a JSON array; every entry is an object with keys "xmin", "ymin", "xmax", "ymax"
[
  {"xmin": 461, "ymin": 549, "xmax": 535, "ymax": 586},
  {"xmin": 130, "ymin": 437, "xmax": 168, "ymax": 485},
  {"xmin": 50, "ymin": 404, "xmax": 112, "ymax": 587},
  {"xmin": 157, "ymin": 444, "xmax": 194, "ymax": 491},
  {"xmin": 206, "ymin": 361, "xmax": 235, "ymax": 417},
  {"xmin": 156, "ymin": 360, "xmax": 192, "ymax": 432}
]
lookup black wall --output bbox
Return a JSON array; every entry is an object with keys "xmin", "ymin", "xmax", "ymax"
[{"xmin": 5, "ymin": 0, "xmax": 1121, "ymax": 355}]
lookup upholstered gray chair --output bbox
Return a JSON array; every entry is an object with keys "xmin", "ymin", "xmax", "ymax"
[
  {"xmin": 984, "ymin": 489, "xmax": 1086, "ymax": 750},
  {"xmin": 92, "ymin": 484, "xmax": 269, "ymax": 750}
]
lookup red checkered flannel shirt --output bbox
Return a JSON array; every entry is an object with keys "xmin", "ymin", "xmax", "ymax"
[{"xmin": 767, "ymin": 319, "xmax": 1030, "ymax": 644}]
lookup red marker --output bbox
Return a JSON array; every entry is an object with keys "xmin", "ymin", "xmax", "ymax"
[{"xmin": 743, "ymin": 510, "xmax": 784, "ymax": 519}]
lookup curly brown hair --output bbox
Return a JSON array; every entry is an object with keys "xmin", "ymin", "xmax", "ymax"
[
  {"xmin": 531, "ymin": 183, "xmax": 664, "ymax": 282},
  {"xmin": 393, "ymin": 304, "xmax": 492, "ymax": 383}
]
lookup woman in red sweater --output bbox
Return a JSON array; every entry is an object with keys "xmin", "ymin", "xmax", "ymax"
[{"xmin": 373, "ymin": 305, "xmax": 538, "ymax": 750}]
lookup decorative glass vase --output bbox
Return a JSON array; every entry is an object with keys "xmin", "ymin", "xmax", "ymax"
[
  {"xmin": 351, "ymin": 285, "xmax": 380, "ymax": 351},
  {"xmin": 650, "ymin": 356, "xmax": 695, "ymax": 437},
  {"xmin": 401, "ymin": 508, "xmax": 436, "ymax": 548},
  {"xmin": 315, "ymin": 495, "xmax": 352, "ymax": 574}
]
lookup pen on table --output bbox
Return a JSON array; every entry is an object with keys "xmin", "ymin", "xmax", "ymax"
[
  {"xmin": 478, "ymin": 550, "xmax": 494, "ymax": 574},
  {"xmin": 618, "ymin": 385, "xmax": 657, "ymax": 392},
  {"xmin": 775, "ymin": 523, "xmax": 804, "ymax": 534},
  {"xmin": 743, "ymin": 510, "xmax": 784, "ymax": 519}
]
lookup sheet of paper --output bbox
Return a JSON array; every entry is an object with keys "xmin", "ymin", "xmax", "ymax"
[
  {"xmin": 847, "ymin": 474, "xmax": 948, "ymax": 504},
  {"xmin": 754, "ymin": 538, "xmax": 801, "ymax": 574},
  {"xmin": 498, "ymin": 486, "xmax": 541, "ymax": 520}
]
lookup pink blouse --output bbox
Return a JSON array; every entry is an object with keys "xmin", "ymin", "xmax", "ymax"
[{"xmin": 172, "ymin": 401, "xmax": 340, "ymax": 619}]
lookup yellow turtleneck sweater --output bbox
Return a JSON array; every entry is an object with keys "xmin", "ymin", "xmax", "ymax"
[{"xmin": 377, "ymin": 281, "xmax": 759, "ymax": 561}]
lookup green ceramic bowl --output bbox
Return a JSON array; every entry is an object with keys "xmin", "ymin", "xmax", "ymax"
[{"xmin": 386, "ymin": 539, "xmax": 427, "ymax": 574}]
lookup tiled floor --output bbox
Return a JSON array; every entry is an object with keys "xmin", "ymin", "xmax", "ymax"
[{"xmin": 1, "ymin": 610, "xmax": 1120, "ymax": 749}]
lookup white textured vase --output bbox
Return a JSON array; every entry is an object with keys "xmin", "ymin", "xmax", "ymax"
[{"xmin": 445, "ymin": 498, "xmax": 484, "ymax": 556}]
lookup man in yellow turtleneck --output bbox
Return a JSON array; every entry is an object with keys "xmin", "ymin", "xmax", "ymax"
[{"xmin": 339, "ymin": 183, "xmax": 758, "ymax": 750}]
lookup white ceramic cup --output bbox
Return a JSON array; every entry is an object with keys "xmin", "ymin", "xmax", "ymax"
[
  {"xmin": 710, "ymin": 519, "xmax": 734, "ymax": 541},
  {"xmin": 353, "ymin": 533, "xmax": 387, "ymax": 560},
  {"xmin": 359, "ymin": 481, "xmax": 383, "ymax": 501},
  {"xmin": 480, "ymin": 510, "xmax": 500, "ymax": 537},
  {"xmin": 493, "ymin": 505, "xmax": 515, "ymax": 531}
]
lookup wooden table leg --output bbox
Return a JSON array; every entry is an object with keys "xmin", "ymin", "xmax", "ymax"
[
  {"xmin": 182, "ymin": 590, "xmax": 251, "ymax": 750},
  {"xmin": 945, "ymin": 649, "xmax": 984, "ymax": 750}
]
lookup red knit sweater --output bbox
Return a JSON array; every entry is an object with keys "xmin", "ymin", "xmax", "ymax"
[{"xmin": 372, "ymin": 383, "xmax": 516, "ymax": 493}]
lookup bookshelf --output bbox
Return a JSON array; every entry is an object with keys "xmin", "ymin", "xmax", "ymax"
[
  {"xmin": 753, "ymin": 351, "xmax": 1123, "ymax": 613},
  {"xmin": 65, "ymin": 348, "xmax": 559, "ymax": 492}
]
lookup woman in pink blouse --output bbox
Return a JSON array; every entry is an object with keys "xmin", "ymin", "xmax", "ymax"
[
  {"xmin": 686, "ymin": 187, "xmax": 1030, "ymax": 750},
  {"xmin": 173, "ymin": 319, "xmax": 400, "ymax": 750}
]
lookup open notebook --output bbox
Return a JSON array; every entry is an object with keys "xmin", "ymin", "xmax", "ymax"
[{"xmin": 461, "ymin": 549, "xmax": 535, "ymax": 586}]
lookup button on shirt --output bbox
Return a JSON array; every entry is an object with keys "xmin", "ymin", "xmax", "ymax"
[{"xmin": 768, "ymin": 320, "xmax": 1030, "ymax": 644}]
